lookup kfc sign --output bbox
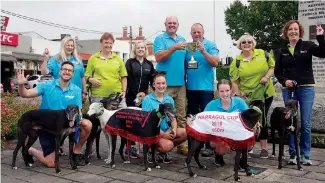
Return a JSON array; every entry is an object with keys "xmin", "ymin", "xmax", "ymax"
[
  {"xmin": 1, "ymin": 32, "xmax": 19, "ymax": 46},
  {"xmin": 1, "ymin": 16, "xmax": 9, "ymax": 31}
]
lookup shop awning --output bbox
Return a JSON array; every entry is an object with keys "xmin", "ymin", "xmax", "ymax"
[{"xmin": 1, "ymin": 53, "xmax": 17, "ymax": 62}]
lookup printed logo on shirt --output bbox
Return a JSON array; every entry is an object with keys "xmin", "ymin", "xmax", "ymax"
[
  {"xmin": 300, "ymin": 50, "xmax": 308, "ymax": 54},
  {"xmin": 65, "ymin": 95, "xmax": 75, "ymax": 99}
]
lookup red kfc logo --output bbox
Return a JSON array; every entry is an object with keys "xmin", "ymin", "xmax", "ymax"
[{"xmin": 1, "ymin": 32, "xmax": 19, "ymax": 46}]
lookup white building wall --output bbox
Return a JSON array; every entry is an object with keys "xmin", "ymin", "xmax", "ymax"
[{"xmin": 31, "ymin": 39, "xmax": 60, "ymax": 56}]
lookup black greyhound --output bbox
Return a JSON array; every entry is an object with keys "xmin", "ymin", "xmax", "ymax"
[
  {"xmin": 12, "ymin": 104, "xmax": 80, "ymax": 174},
  {"xmin": 270, "ymin": 99, "xmax": 302, "ymax": 170},
  {"xmin": 186, "ymin": 108, "xmax": 262, "ymax": 182},
  {"xmin": 87, "ymin": 102, "xmax": 175, "ymax": 171}
]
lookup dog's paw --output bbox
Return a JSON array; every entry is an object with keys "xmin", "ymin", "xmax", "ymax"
[
  {"xmin": 184, "ymin": 162, "xmax": 187, "ymax": 167},
  {"xmin": 110, "ymin": 164, "xmax": 116, "ymax": 168},
  {"xmin": 28, "ymin": 163, "xmax": 33, "ymax": 167},
  {"xmin": 199, "ymin": 165, "xmax": 207, "ymax": 169},
  {"xmin": 123, "ymin": 161, "xmax": 130, "ymax": 164},
  {"xmin": 104, "ymin": 159, "xmax": 111, "ymax": 164},
  {"xmin": 97, "ymin": 156, "xmax": 102, "ymax": 160},
  {"xmin": 71, "ymin": 165, "xmax": 77, "ymax": 170},
  {"xmin": 155, "ymin": 165, "xmax": 161, "ymax": 169},
  {"xmin": 277, "ymin": 165, "xmax": 282, "ymax": 169},
  {"xmin": 146, "ymin": 167, "xmax": 151, "ymax": 171},
  {"xmin": 282, "ymin": 156, "xmax": 286, "ymax": 160},
  {"xmin": 298, "ymin": 167, "xmax": 303, "ymax": 171},
  {"xmin": 271, "ymin": 155, "xmax": 275, "ymax": 158},
  {"xmin": 246, "ymin": 172, "xmax": 253, "ymax": 176},
  {"xmin": 189, "ymin": 173, "xmax": 197, "ymax": 178},
  {"xmin": 235, "ymin": 177, "xmax": 241, "ymax": 182},
  {"xmin": 12, "ymin": 166, "xmax": 18, "ymax": 170}
]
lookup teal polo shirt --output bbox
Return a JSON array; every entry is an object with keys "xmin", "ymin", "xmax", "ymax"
[
  {"xmin": 48, "ymin": 56, "xmax": 85, "ymax": 90},
  {"xmin": 204, "ymin": 97, "xmax": 248, "ymax": 112},
  {"xmin": 36, "ymin": 79, "xmax": 82, "ymax": 110},
  {"xmin": 186, "ymin": 38, "xmax": 219, "ymax": 91},
  {"xmin": 142, "ymin": 92, "xmax": 175, "ymax": 132},
  {"xmin": 153, "ymin": 32, "xmax": 186, "ymax": 86}
]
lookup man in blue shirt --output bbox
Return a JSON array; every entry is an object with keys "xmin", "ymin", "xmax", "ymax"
[
  {"xmin": 154, "ymin": 16, "xmax": 188, "ymax": 155},
  {"xmin": 186, "ymin": 23, "xmax": 219, "ymax": 157},
  {"xmin": 17, "ymin": 61, "xmax": 92, "ymax": 168}
]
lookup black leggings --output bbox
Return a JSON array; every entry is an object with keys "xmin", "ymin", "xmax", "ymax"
[{"xmin": 251, "ymin": 97, "xmax": 273, "ymax": 140}]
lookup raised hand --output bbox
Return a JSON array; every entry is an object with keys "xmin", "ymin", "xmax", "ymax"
[
  {"xmin": 16, "ymin": 69, "xmax": 28, "ymax": 85},
  {"xmin": 316, "ymin": 25, "xmax": 324, "ymax": 35},
  {"xmin": 43, "ymin": 48, "xmax": 50, "ymax": 60}
]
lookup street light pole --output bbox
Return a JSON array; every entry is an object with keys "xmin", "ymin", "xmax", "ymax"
[{"xmin": 213, "ymin": 0, "xmax": 216, "ymax": 43}]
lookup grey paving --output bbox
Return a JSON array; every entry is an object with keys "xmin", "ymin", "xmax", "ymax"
[{"xmin": 2, "ymin": 137, "xmax": 325, "ymax": 183}]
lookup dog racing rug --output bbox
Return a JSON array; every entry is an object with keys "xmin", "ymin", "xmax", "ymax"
[
  {"xmin": 186, "ymin": 111, "xmax": 256, "ymax": 149},
  {"xmin": 105, "ymin": 109, "xmax": 160, "ymax": 145}
]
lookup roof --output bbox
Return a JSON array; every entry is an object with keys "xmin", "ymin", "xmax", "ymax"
[{"xmin": 78, "ymin": 53, "xmax": 92, "ymax": 60}]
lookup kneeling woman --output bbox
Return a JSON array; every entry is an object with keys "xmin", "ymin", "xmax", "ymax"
[
  {"xmin": 204, "ymin": 79, "xmax": 249, "ymax": 166},
  {"xmin": 142, "ymin": 71, "xmax": 187, "ymax": 164}
]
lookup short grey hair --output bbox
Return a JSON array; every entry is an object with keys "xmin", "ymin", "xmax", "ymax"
[{"xmin": 236, "ymin": 33, "xmax": 257, "ymax": 50}]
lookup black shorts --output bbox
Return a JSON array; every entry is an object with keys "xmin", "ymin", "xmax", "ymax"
[{"xmin": 39, "ymin": 133, "xmax": 56, "ymax": 157}]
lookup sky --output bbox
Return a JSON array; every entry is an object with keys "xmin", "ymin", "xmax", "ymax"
[{"xmin": 1, "ymin": 0, "xmax": 242, "ymax": 57}]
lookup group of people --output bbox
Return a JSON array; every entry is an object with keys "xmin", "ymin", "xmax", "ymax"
[{"xmin": 16, "ymin": 16, "xmax": 324, "ymax": 169}]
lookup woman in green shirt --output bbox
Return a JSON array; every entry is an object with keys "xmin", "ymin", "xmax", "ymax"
[{"xmin": 229, "ymin": 33, "xmax": 275, "ymax": 159}]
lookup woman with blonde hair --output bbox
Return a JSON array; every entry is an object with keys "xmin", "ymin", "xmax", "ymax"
[
  {"xmin": 126, "ymin": 41, "xmax": 155, "ymax": 106},
  {"xmin": 124, "ymin": 41, "xmax": 155, "ymax": 158},
  {"xmin": 229, "ymin": 33, "xmax": 276, "ymax": 159},
  {"xmin": 275, "ymin": 20, "xmax": 325, "ymax": 165},
  {"xmin": 41, "ymin": 36, "xmax": 87, "ymax": 100}
]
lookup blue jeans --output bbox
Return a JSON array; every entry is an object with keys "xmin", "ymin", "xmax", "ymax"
[
  {"xmin": 282, "ymin": 87, "xmax": 315, "ymax": 157},
  {"xmin": 187, "ymin": 90, "xmax": 214, "ymax": 115}
]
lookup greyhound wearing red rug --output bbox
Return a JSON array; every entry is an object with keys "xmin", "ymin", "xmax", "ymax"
[
  {"xmin": 87, "ymin": 102, "xmax": 175, "ymax": 171},
  {"xmin": 185, "ymin": 107, "xmax": 262, "ymax": 182}
]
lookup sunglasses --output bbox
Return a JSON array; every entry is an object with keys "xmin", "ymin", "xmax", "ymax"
[{"xmin": 241, "ymin": 41, "xmax": 253, "ymax": 45}]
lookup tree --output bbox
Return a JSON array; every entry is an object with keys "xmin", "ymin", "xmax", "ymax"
[{"xmin": 224, "ymin": 0, "xmax": 298, "ymax": 51}]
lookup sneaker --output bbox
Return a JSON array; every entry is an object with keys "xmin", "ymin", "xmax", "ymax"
[
  {"xmin": 201, "ymin": 148, "xmax": 214, "ymax": 157},
  {"xmin": 214, "ymin": 154, "xmax": 225, "ymax": 166},
  {"xmin": 156, "ymin": 153, "xmax": 164, "ymax": 163},
  {"xmin": 289, "ymin": 152, "xmax": 297, "ymax": 165},
  {"xmin": 302, "ymin": 156, "xmax": 312, "ymax": 165},
  {"xmin": 125, "ymin": 147, "xmax": 139, "ymax": 159},
  {"xmin": 147, "ymin": 152, "xmax": 153, "ymax": 164},
  {"xmin": 260, "ymin": 149, "xmax": 269, "ymax": 159},
  {"xmin": 163, "ymin": 153, "xmax": 172, "ymax": 164}
]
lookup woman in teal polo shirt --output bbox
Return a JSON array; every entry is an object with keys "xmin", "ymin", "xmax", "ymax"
[
  {"xmin": 41, "ymin": 36, "xmax": 87, "ymax": 101},
  {"xmin": 142, "ymin": 71, "xmax": 187, "ymax": 164},
  {"xmin": 202, "ymin": 79, "xmax": 248, "ymax": 166}
]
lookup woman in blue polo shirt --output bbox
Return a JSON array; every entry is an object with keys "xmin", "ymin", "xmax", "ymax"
[
  {"xmin": 203, "ymin": 79, "xmax": 248, "ymax": 166},
  {"xmin": 142, "ymin": 71, "xmax": 187, "ymax": 164},
  {"xmin": 41, "ymin": 36, "xmax": 87, "ymax": 100}
]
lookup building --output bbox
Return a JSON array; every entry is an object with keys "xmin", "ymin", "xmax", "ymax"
[{"xmin": 116, "ymin": 26, "xmax": 156, "ymax": 64}]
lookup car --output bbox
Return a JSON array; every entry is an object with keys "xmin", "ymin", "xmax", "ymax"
[
  {"xmin": 27, "ymin": 75, "xmax": 54, "ymax": 88},
  {"xmin": 9, "ymin": 77, "xmax": 30, "ymax": 93}
]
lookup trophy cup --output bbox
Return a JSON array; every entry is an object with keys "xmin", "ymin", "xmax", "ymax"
[{"xmin": 187, "ymin": 42, "xmax": 198, "ymax": 69}]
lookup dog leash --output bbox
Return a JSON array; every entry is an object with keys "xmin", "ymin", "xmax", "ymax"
[
  {"xmin": 287, "ymin": 80, "xmax": 298, "ymax": 132},
  {"xmin": 74, "ymin": 114, "xmax": 81, "ymax": 144}
]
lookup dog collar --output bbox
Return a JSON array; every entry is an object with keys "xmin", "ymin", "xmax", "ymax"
[
  {"xmin": 155, "ymin": 108, "xmax": 164, "ymax": 119},
  {"xmin": 251, "ymin": 106, "xmax": 262, "ymax": 114},
  {"xmin": 292, "ymin": 111, "xmax": 298, "ymax": 117}
]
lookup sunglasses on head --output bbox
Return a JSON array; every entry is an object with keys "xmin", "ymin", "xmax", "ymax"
[{"xmin": 241, "ymin": 41, "xmax": 253, "ymax": 45}]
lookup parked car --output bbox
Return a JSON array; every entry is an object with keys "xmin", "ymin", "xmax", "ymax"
[
  {"xmin": 9, "ymin": 77, "xmax": 30, "ymax": 93},
  {"xmin": 27, "ymin": 75, "xmax": 54, "ymax": 88}
]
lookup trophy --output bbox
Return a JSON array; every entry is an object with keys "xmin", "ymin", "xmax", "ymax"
[{"xmin": 187, "ymin": 42, "xmax": 198, "ymax": 69}]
